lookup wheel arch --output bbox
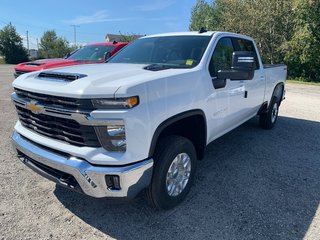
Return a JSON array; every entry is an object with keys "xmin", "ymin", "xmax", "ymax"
[
  {"xmin": 258, "ymin": 82, "xmax": 285, "ymax": 115},
  {"xmin": 148, "ymin": 109, "xmax": 207, "ymax": 160},
  {"xmin": 271, "ymin": 82, "xmax": 285, "ymax": 106}
]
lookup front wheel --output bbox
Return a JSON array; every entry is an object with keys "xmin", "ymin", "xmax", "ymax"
[
  {"xmin": 145, "ymin": 136, "xmax": 197, "ymax": 210},
  {"xmin": 259, "ymin": 96, "xmax": 279, "ymax": 129}
]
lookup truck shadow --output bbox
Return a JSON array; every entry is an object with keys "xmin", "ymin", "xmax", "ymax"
[{"xmin": 54, "ymin": 116, "xmax": 320, "ymax": 240}]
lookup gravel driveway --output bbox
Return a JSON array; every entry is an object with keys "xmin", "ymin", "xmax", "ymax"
[{"xmin": 0, "ymin": 64, "xmax": 319, "ymax": 240}]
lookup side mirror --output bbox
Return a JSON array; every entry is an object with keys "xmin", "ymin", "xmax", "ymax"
[
  {"xmin": 104, "ymin": 51, "xmax": 112, "ymax": 61},
  {"xmin": 217, "ymin": 51, "xmax": 255, "ymax": 80}
]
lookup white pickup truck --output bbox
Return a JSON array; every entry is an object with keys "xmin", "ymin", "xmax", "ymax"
[{"xmin": 11, "ymin": 31, "xmax": 286, "ymax": 209}]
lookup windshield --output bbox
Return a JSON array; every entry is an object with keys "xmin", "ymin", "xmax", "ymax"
[
  {"xmin": 67, "ymin": 45, "xmax": 114, "ymax": 62},
  {"xmin": 108, "ymin": 36, "xmax": 211, "ymax": 68}
]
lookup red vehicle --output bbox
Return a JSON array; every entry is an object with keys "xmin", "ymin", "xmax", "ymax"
[{"xmin": 14, "ymin": 41, "xmax": 128, "ymax": 78}]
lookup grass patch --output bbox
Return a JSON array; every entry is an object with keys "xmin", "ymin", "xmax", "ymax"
[
  {"xmin": 0, "ymin": 58, "xmax": 5, "ymax": 64},
  {"xmin": 287, "ymin": 79, "xmax": 320, "ymax": 86}
]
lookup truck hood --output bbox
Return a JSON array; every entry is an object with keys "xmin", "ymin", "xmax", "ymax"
[
  {"xmin": 12, "ymin": 63, "xmax": 192, "ymax": 98},
  {"xmin": 14, "ymin": 58, "xmax": 98, "ymax": 72}
]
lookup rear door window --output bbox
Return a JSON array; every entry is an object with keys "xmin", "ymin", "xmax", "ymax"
[{"xmin": 232, "ymin": 38, "xmax": 260, "ymax": 69}]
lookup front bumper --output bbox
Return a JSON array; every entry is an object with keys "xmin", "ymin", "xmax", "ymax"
[{"xmin": 12, "ymin": 131, "xmax": 153, "ymax": 198}]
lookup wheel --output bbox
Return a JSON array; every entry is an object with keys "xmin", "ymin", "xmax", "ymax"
[
  {"xmin": 146, "ymin": 135, "xmax": 197, "ymax": 210},
  {"xmin": 259, "ymin": 96, "xmax": 279, "ymax": 129}
]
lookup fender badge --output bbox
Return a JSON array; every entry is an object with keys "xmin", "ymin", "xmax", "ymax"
[{"xmin": 83, "ymin": 172, "xmax": 97, "ymax": 188}]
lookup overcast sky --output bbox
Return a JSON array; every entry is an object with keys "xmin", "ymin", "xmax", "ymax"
[{"xmin": 0, "ymin": 0, "xmax": 196, "ymax": 48}]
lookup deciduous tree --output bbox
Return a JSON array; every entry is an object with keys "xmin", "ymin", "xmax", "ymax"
[
  {"xmin": 0, "ymin": 23, "xmax": 29, "ymax": 64},
  {"xmin": 39, "ymin": 30, "xmax": 71, "ymax": 58}
]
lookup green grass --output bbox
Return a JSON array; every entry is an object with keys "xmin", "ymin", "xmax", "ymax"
[
  {"xmin": 0, "ymin": 58, "xmax": 5, "ymax": 64},
  {"xmin": 287, "ymin": 79, "xmax": 320, "ymax": 86}
]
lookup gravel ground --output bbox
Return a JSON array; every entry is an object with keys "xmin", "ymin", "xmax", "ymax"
[{"xmin": 0, "ymin": 64, "xmax": 319, "ymax": 240}]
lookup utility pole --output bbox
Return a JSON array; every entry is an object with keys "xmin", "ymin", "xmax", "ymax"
[
  {"xmin": 26, "ymin": 31, "xmax": 30, "ymax": 54},
  {"xmin": 36, "ymin": 38, "xmax": 39, "ymax": 50},
  {"xmin": 70, "ymin": 25, "xmax": 79, "ymax": 47}
]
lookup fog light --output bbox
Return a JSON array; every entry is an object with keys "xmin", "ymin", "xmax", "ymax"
[
  {"xmin": 105, "ymin": 175, "xmax": 121, "ymax": 190},
  {"xmin": 107, "ymin": 125, "xmax": 125, "ymax": 137},
  {"xmin": 111, "ymin": 139, "xmax": 126, "ymax": 147},
  {"xmin": 95, "ymin": 122, "xmax": 126, "ymax": 152}
]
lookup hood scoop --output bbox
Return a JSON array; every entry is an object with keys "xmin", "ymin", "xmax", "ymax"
[
  {"xmin": 25, "ymin": 62, "xmax": 44, "ymax": 66},
  {"xmin": 38, "ymin": 71, "xmax": 87, "ymax": 82}
]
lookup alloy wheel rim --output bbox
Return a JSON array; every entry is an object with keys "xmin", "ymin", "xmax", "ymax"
[{"xmin": 166, "ymin": 153, "xmax": 191, "ymax": 197}]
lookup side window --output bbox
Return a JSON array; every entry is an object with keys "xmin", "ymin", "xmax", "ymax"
[
  {"xmin": 233, "ymin": 38, "xmax": 260, "ymax": 69},
  {"xmin": 209, "ymin": 38, "xmax": 234, "ymax": 78}
]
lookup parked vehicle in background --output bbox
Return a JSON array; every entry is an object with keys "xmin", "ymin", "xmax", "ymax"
[
  {"xmin": 11, "ymin": 31, "xmax": 286, "ymax": 210},
  {"xmin": 14, "ymin": 41, "xmax": 128, "ymax": 78}
]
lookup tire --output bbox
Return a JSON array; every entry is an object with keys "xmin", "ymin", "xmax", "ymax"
[
  {"xmin": 259, "ymin": 96, "xmax": 279, "ymax": 129},
  {"xmin": 145, "ymin": 135, "xmax": 197, "ymax": 210}
]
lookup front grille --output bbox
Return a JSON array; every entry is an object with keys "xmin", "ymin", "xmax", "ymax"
[
  {"xmin": 14, "ymin": 88, "xmax": 94, "ymax": 110},
  {"xmin": 15, "ymin": 105, "xmax": 100, "ymax": 147}
]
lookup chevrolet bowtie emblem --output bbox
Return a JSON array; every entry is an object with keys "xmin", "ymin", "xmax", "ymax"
[{"xmin": 26, "ymin": 101, "xmax": 42, "ymax": 114}]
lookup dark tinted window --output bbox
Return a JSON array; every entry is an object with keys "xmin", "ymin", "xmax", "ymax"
[
  {"xmin": 209, "ymin": 37, "xmax": 234, "ymax": 77},
  {"xmin": 68, "ymin": 45, "xmax": 114, "ymax": 62},
  {"xmin": 108, "ymin": 36, "xmax": 211, "ymax": 68},
  {"xmin": 232, "ymin": 38, "xmax": 260, "ymax": 69}
]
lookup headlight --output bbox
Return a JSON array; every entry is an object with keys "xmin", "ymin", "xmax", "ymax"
[
  {"xmin": 95, "ymin": 122, "xmax": 127, "ymax": 152},
  {"xmin": 92, "ymin": 96, "xmax": 139, "ymax": 109}
]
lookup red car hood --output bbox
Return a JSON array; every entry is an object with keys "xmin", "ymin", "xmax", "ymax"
[{"xmin": 15, "ymin": 59, "xmax": 97, "ymax": 72}]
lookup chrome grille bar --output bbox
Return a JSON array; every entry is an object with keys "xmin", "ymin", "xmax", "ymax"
[{"xmin": 16, "ymin": 105, "xmax": 100, "ymax": 147}]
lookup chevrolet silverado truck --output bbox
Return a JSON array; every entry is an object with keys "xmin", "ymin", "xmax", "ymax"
[
  {"xmin": 14, "ymin": 41, "xmax": 128, "ymax": 78},
  {"xmin": 11, "ymin": 31, "xmax": 286, "ymax": 209}
]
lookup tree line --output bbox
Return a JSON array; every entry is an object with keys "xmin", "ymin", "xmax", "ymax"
[
  {"xmin": 0, "ymin": 24, "xmax": 76, "ymax": 64},
  {"xmin": 0, "ymin": 24, "xmax": 140, "ymax": 65},
  {"xmin": 190, "ymin": 0, "xmax": 320, "ymax": 82}
]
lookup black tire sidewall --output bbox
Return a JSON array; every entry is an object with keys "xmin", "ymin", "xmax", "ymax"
[
  {"xmin": 267, "ymin": 96, "xmax": 279, "ymax": 128},
  {"xmin": 149, "ymin": 136, "xmax": 197, "ymax": 210},
  {"xmin": 260, "ymin": 96, "xmax": 279, "ymax": 129}
]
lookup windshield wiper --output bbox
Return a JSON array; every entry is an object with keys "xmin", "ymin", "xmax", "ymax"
[{"xmin": 144, "ymin": 64, "xmax": 175, "ymax": 71}]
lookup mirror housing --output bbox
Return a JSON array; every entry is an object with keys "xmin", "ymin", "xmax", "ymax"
[{"xmin": 217, "ymin": 51, "xmax": 255, "ymax": 80}]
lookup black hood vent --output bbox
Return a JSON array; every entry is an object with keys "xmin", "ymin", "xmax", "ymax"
[
  {"xmin": 25, "ymin": 62, "xmax": 44, "ymax": 66},
  {"xmin": 38, "ymin": 71, "xmax": 87, "ymax": 82}
]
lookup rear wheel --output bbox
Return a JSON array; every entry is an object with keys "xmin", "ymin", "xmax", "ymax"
[
  {"xmin": 146, "ymin": 135, "xmax": 197, "ymax": 210},
  {"xmin": 259, "ymin": 96, "xmax": 279, "ymax": 129}
]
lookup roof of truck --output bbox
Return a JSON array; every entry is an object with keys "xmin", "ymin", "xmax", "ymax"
[
  {"xmin": 142, "ymin": 31, "xmax": 216, "ymax": 38},
  {"xmin": 142, "ymin": 31, "xmax": 253, "ymax": 41}
]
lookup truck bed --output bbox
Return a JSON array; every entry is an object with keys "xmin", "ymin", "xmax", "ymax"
[
  {"xmin": 263, "ymin": 64, "xmax": 286, "ymax": 69},
  {"xmin": 263, "ymin": 64, "xmax": 287, "ymax": 104}
]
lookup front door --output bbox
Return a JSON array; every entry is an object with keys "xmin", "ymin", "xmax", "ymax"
[{"xmin": 206, "ymin": 37, "xmax": 245, "ymax": 140}]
